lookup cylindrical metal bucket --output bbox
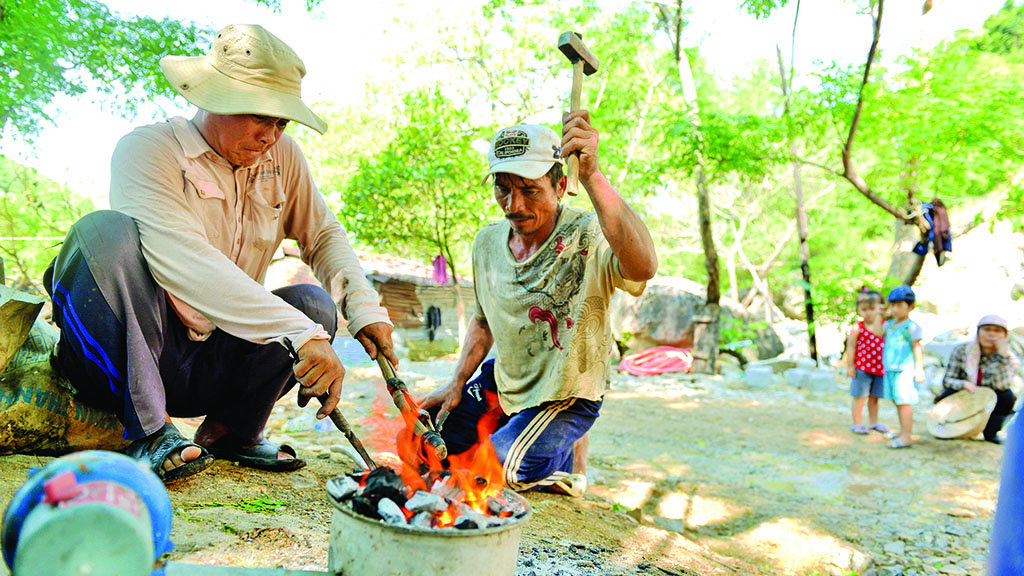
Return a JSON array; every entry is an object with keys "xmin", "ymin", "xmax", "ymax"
[
  {"xmin": 2, "ymin": 450, "xmax": 173, "ymax": 576},
  {"xmin": 326, "ymin": 485, "xmax": 531, "ymax": 576}
]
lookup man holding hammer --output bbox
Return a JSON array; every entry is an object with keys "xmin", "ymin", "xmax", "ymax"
[
  {"xmin": 45, "ymin": 24, "xmax": 396, "ymax": 482},
  {"xmin": 421, "ymin": 107, "xmax": 658, "ymax": 496}
]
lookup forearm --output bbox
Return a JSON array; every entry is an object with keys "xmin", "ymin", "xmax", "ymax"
[
  {"xmin": 582, "ymin": 171, "xmax": 657, "ymax": 282},
  {"xmin": 452, "ymin": 316, "xmax": 494, "ymax": 386},
  {"xmin": 913, "ymin": 342, "xmax": 924, "ymax": 371},
  {"xmin": 842, "ymin": 328, "xmax": 858, "ymax": 366}
]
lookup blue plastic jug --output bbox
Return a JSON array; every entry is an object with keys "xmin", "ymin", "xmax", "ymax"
[{"xmin": 2, "ymin": 450, "xmax": 173, "ymax": 576}]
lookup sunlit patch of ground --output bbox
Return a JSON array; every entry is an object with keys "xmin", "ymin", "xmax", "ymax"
[{"xmin": 707, "ymin": 517, "xmax": 869, "ymax": 576}]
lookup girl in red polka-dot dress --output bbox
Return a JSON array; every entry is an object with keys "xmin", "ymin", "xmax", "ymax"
[{"xmin": 840, "ymin": 288, "xmax": 888, "ymax": 435}]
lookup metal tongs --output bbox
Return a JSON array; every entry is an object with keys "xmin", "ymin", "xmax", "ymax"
[{"xmin": 283, "ymin": 338, "xmax": 377, "ymax": 470}]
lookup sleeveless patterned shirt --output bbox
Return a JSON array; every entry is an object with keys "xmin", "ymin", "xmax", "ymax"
[{"xmin": 854, "ymin": 320, "xmax": 884, "ymax": 376}]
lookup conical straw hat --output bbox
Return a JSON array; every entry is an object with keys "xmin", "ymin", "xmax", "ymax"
[{"xmin": 927, "ymin": 387, "xmax": 997, "ymax": 439}]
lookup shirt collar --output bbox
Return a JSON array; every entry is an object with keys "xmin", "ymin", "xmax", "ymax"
[
  {"xmin": 169, "ymin": 117, "xmax": 213, "ymax": 160},
  {"xmin": 168, "ymin": 116, "xmax": 276, "ymax": 167}
]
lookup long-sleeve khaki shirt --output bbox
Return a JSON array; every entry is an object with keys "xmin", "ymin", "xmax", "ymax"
[{"xmin": 109, "ymin": 117, "xmax": 390, "ymax": 350}]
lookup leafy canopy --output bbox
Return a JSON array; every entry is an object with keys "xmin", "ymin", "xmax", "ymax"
[
  {"xmin": 337, "ymin": 87, "xmax": 499, "ymax": 279},
  {"xmin": 0, "ymin": 0, "xmax": 208, "ymax": 138}
]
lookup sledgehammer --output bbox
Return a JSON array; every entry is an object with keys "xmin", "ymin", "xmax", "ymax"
[{"xmin": 558, "ymin": 31, "xmax": 600, "ymax": 196}]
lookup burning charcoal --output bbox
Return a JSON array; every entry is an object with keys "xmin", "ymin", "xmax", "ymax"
[
  {"xmin": 422, "ymin": 469, "xmax": 452, "ymax": 487},
  {"xmin": 485, "ymin": 515, "xmax": 511, "ymax": 528},
  {"xmin": 351, "ymin": 496, "xmax": 382, "ymax": 521},
  {"xmin": 486, "ymin": 496, "xmax": 506, "ymax": 517},
  {"xmin": 363, "ymin": 466, "xmax": 407, "ymax": 508},
  {"xmin": 430, "ymin": 479, "xmax": 465, "ymax": 503},
  {"xmin": 326, "ymin": 476, "xmax": 360, "ymax": 502},
  {"xmin": 453, "ymin": 510, "xmax": 490, "ymax": 530},
  {"xmin": 409, "ymin": 511, "xmax": 435, "ymax": 529},
  {"xmin": 406, "ymin": 490, "xmax": 447, "ymax": 514},
  {"xmin": 377, "ymin": 498, "xmax": 407, "ymax": 525}
]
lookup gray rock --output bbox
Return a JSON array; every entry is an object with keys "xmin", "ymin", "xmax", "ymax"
[
  {"xmin": 883, "ymin": 541, "xmax": 906, "ymax": 555},
  {"xmin": 943, "ymin": 525, "xmax": 966, "ymax": 537},
  {"xmin": 611, "ymin": 277, "xmax": 784, "ymax": 361}
]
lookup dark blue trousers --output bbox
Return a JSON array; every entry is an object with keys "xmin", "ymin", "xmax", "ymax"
[
  {"xmin": 48, "ymin": 210, "xmax": 336, "ymax": 443},
  {"xmin": 436, "ymin": 359, "xmax": 601, "ymax": 492}
]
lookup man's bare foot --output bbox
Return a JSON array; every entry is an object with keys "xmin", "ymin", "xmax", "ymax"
[{"xmin": 163, "ymin": 445, "xmax": 203, "ymax": 474}]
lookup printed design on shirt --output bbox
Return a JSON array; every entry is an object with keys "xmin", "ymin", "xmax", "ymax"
[
  {"xmin": 567, "ymin": 296, "xmax": 606, "ymax": 374},
  {"xmin": 250, "ymin": 165, "xmax": 282, "ymax": 183},
  {"xmin": 514, "ymin": 214, "xmax": 592, "ymax": 356}
]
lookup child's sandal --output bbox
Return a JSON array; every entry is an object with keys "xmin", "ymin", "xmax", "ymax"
[{"xmin": 850, "ymin": 425, "xmax": 868, "ymax": 435}]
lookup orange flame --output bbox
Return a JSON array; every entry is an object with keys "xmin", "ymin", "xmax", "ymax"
[{"xmin": 360, "ymin": 388, "xmax": 507, "ymax": 527}]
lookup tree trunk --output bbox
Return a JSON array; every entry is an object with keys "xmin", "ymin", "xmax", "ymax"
[
  {"xmin": 885, "ymin": 222, "xmax": 927, "ymax": 287},
  {"xmin": 777, "ymin": 30, "xmax": 817, "ymax": 362},
  {"xmin": 673, "ymin": 0, "xmax": 720, "ymax": 374},
  {"xmin": 793, "ymin": 162, "xmax": 817, "ymax": 361}
]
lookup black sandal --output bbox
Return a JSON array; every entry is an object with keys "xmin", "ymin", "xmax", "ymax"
[
  {"xmin": 124, "ymin": 422, "xmax": 215, "ymax": 483},
  {"xmin": 206, "ymin": 437, "xmax": 306, "ymax": 472}
]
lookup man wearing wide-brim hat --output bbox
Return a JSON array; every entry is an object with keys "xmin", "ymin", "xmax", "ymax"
[
  {"xmin": 44, "ymin": 24, "xmax": 396, "ymax": 482},
  {"xmin": 934, "ymin": 314, "xmax": 1020, "ymax": 444}
]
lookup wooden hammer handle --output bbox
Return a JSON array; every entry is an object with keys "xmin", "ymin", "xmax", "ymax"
[{"xmin": 566, "ymin": 61, "xmax": 584, "ymax": 196}]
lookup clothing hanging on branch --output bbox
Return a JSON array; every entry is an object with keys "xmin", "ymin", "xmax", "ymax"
[
  {"xmin": 432, "ymin": 255, "xmax": 449, "ymax": 285},
  {"xmin": 912, "ymin": 199, "xmax": 953, "ymax": 266}
]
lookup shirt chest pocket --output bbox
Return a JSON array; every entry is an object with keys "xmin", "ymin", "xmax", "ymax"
[
  {"xmin": 183, "ymin": 170, "xmax": 226, "ymax": 240},
  {"xmin": 246, "ymin": 184, "xmax": 285, "ymax": 251}
]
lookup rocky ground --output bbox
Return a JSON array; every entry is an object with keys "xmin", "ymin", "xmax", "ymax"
[{"xmin": 0, "ymin": 357, "xmax": 1004, "ymax": 576}]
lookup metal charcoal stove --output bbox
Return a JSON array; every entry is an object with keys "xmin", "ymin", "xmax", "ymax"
[{"xmin": 326, "ymin": 467, "xmax": 531, "ymax": 576}]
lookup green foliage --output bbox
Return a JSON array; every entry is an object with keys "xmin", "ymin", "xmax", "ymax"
[
  {"xmin": 0, "ymin": 0, "xmax": 209, "ymax": 138},
  {"xmin": 974, "ymin": 0, "xmax": 1024, "ymax": 55},
  {"xmin": 741, "ymin": 0, "xmax": 790, "ymax": 19},
  {"xmin": 338, "ymin": 87, "xmax": 498, "ymax": 279},
  {"xmin": 0, "ymin": 156, "xmax": 93, "ymax": 287},
  {"xmin": 720, "ymin": 317, "xmax": 767, "ymax": 350}
]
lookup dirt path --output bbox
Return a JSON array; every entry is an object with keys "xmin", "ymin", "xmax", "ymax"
[{"xmin": 0, "ymin": 361, "xmax": 1002, "ymax": 576}]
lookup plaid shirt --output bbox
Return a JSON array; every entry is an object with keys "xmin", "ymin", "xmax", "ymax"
[{"xmin": 942, "ymin": 343, "xmax": 1017, "ymax": 391}]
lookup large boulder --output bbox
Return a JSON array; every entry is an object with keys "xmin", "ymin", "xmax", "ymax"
[{"xmin": 611, "ymin": 277, "xmax": 784, "ymax": 361}]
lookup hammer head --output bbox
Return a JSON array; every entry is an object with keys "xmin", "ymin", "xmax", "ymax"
[{"xmin": 558, "ymin": 31, "xmax": 600, "ymax": 76}]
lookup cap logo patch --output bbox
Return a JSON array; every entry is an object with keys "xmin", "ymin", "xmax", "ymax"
[{"xmin": 494, "ymin": 129, "xmax": 530, "ymax": 159}]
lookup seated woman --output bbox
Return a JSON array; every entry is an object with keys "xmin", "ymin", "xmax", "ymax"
[{"xmin": 935, "ymin": 315, "xmax": 1020, "ymax": 444}]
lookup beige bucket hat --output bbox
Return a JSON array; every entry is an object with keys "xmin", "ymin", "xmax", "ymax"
[
  {"xmin": 927, "ymin": 387, "xmax": 997, "ymax": 439},
  {"xmin": 160, "ymin": 24, "xmax": 328, "ymax": 134}
]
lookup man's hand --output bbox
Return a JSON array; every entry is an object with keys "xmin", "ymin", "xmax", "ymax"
[
  {"xmin": 355, "ymin": 322, "xmax": 398, "ymax": 367},
  {"xmin": 420, "ymin": 379, "xmax": 464, "ymax": 430},
  {"xmin": 562, "ymin": 110, "xmax": 601, "ymax": 185},
  {"xmin": 965, "ymin": 381, "xmax": 978, "ymax": 393},
  {"xmin": 997, "ymin": 334, "xmax": 1011, "ymax": 356},
  {"xmin": 294, "ymin": 338, "xmax": 346, "ymax": 419}
]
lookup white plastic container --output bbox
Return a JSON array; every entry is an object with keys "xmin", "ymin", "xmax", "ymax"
[{"xmin": 327, "ymin": 483, "xmax": 531, "ymax": 576}]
